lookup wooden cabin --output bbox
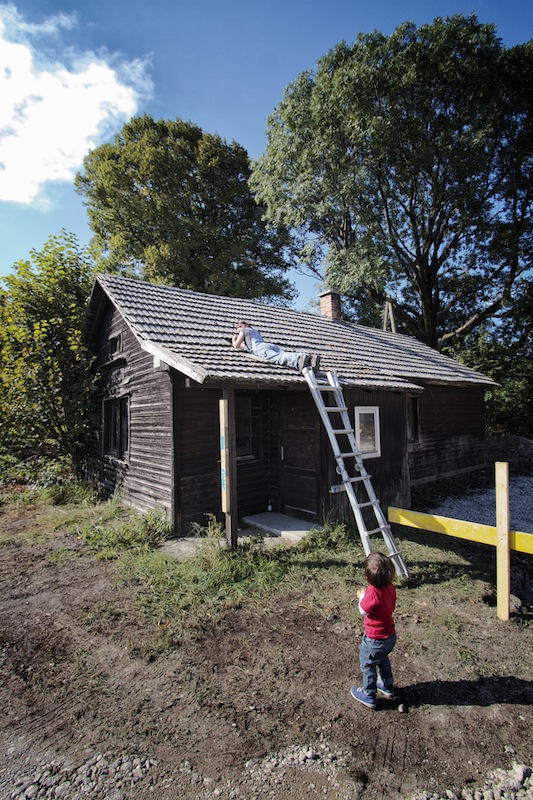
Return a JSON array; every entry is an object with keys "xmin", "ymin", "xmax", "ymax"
[{"xmin": 85, "ymin": 275, "xmax": 496, "ymax": 535}]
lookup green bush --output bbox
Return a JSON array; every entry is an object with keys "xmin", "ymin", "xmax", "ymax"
[
  {"xmin": 0, "ymin": 454, "xmax": 74, "ymax": 488},
  {"xmin": 0, "ymin": 454, "xmax": 99, "ymax": 506},
  {"xmin": 41, "ymin": 482, "xmax": 98, "ymax": 506}
]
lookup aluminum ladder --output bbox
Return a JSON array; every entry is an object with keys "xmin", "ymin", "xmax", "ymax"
[{"xmin": 303, "ymin": 367, "xmax": 409, "ymax": 578}]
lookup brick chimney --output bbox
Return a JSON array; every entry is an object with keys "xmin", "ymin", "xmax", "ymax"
[{"xmin": 319, "ymin": 289, "xmax": 342, "ymax": 320}]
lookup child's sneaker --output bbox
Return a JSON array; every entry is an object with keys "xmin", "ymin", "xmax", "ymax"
[
  {"xmin": 376, "ymin": 679, "xmax": 395, "ymax": 700},
  {"xmin": 350, "ymin": 686, "xmax": 376, "ymax": 709}
]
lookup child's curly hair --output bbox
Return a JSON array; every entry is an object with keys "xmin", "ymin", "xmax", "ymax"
[{"xmin": 363, "ymin": 552, "xmax": 395, "ymax": 588}]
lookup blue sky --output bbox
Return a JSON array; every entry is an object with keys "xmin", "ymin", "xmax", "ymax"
[{"xmin": 1, "ymin": 0, "xmax": 532, "ymax": 309}]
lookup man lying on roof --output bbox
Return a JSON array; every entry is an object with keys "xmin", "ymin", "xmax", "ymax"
[{"xmin": 231, "ymin": 320, "xmax": 320, "ymax": 372}]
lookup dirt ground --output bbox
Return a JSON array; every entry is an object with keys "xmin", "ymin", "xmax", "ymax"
[{"xmin": 0, "ymin": 501, "xmax": 532, "ymax": 800}]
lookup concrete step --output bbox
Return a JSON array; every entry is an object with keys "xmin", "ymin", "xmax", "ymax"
[{"xmin": 241, "ymin": 512, "xmax": 317, "ymax": 542}]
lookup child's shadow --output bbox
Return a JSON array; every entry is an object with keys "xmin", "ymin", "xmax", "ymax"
[{"xmin": 403, "ymin": 676, "xmax": 533, "ymax": 708}]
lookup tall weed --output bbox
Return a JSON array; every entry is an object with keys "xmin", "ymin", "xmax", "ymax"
[
  {"xmin": 76, "ymin": 507, "xmax": 172, "ymax": 560},
  {"xmin": 298, "ymin": 518, "xmax": 358, "ymax": 551}
]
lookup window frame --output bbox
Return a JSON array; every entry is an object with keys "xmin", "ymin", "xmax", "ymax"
[
  {"xmin": 353, "ymin": 405, "xmax": 381, "ymax": 459},
  {"xmin": 235, "ymin": 396, "xmax": 254, "ymax": 460},
  {"xmin": 107, "ymin": 332, "xmax": 123, "ymax": 360},
  {"xmin": 407, "ymin": 394, "xmax": 420, "ymax": 445},
  {"xmin": 103, "ymin": 395, "xmax": 129, "ymax": 460}
]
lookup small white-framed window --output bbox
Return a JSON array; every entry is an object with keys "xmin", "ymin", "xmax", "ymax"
[{"xmin": 354, "ymin": 406, "xmax": 381, "ymax": 459}]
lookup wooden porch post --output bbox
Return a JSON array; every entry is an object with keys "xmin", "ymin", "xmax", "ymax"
[
  {"xmin": 495, "ymin": 461, "xmax": 511, "ymax": 621},
  {"xmin": 219, "ymin": 388, "xmax": 238, "ymax": 548}
]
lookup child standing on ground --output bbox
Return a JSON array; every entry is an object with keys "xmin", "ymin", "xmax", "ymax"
[{"xmin": 351, "ymin": 552, "xmax": 397, "ymax": 709}]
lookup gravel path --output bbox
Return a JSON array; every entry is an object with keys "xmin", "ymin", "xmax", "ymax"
[{"xmin": 9, "ymin": 753, "xmax": 157, "ymax": 800}]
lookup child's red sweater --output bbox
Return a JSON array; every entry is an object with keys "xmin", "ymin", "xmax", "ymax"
[{"xmin": 360, "ymin": 584, "xmax": 396, "ymax": 639}]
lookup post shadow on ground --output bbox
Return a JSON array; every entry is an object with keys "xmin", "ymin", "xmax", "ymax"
[
  {"xmin": 394, "ymin": 527, "xmax": 533, "ymax": 591},
  {"xmin": 398, "ymin": 676, "xmax": 533, "ymax": 708}
]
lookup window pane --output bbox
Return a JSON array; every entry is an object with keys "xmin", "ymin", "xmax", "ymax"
[
  {"xmin": 112, "ymin": 403, "xmax": 121, "ymax": 452},
  {"xmin": 358, "ymin": 412, "xmax": 377, "ymax": 453},
  {"xmin": 354, "ymin": 406, "xmax": 381, "ymax": 458},
  {"xmin": 407, "ymin": 396, "xmax": 419, "ymax": 443},
  {"xmin": 103, "ymin": 396, "xmax": 129, "ymax": 458},
  {"xmin": 108, "ymin": 333, "xmax": 122, "ymax": 357},
  {"xmin": 235, "ymin": 397, "xmax": 253, "ymax": 457},
  {"xmin": 120, "ymin": 397, "xmax": 129, "ymax": 455}
]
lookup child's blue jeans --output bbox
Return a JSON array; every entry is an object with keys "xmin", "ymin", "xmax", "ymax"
[{"xmin": 359, "ymin": 632, "xmax": 396, "ymax": 697}]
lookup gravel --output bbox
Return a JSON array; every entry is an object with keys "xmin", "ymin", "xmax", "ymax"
[
  {"xmin": 425, "ymin": 475, "xmax": 533, "ymax": 612},
  {"xmin": 8, "ymin": 749, "xmax": 531, "ymax": 800},
  {"xmin": 425, "ymin": 475, "xmax": 533, "ymax": 534},
  {"xmin": 406, "ymin": 763, "xmax": 533, "ymax": 800},
  {"xmin": 8, "ymin": 753, "xmax": 157, "ymax": 800}
]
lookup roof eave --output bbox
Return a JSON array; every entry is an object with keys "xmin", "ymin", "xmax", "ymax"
[{"xmin": 140, "ymin": 341, "xmax": 209, "ymax": 384}]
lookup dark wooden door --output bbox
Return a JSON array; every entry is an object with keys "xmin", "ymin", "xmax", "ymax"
[{"xmin": 280, "ymin": 392, "xmax": 320, "ymax": 518}]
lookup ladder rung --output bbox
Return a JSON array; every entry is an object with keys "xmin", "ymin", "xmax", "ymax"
[
  {"xmin": 332, "ymin": 428, "xmax": 353, "ymax": 434},
  {"xmin": 357, "ymin": 500, "xmax": 380, "ymax": 509},
  {"xmin": 338, "ymin": 452, "xmax": 365, "ymax": 461},
  {"xmin": 329, "ymin": 477, "xmax": 370, "ymax": 493},
  {"xmin": 324, "ymin": 406, "xmax": 348, "ymax": 412},
  {"xmin": 366, "ymin": 526, "xmax": 390, "ymax": 536}
]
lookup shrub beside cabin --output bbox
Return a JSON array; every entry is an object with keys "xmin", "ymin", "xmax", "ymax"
[{"xmin": 85, "ymin": 275, "xmax": 496, "ymax": 534}]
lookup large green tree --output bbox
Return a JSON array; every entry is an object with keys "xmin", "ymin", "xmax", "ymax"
[
  {"xmin": 75, "ymin": 115, "xmax": 295, "ymax": 303},
  {"xmin": 250, "ymin": 15, "xmax": 533, "ymax": 348},
  {"xmin": 446, "ymin": 283, "xmax": 533, "ymax": 436},
  {"xmin": 0, "ymin": 232, "xmax": 96, "ymax": 472}
]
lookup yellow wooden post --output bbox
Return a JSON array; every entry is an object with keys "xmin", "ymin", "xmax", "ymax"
[
  {"xmin": 495, "ymin": 462, "xmax": 511, "ymax": 621},
  {"xmin": 220, "ymin": 398, "xmax": 229, "ymax": 514},
  {"xmin": 219, "ymin": 390, "xmax": 238, "ymax": 548}
]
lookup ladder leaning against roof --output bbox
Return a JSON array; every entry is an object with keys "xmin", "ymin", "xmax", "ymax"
[{"xmin": 303, "ymin": 367, "xmax": 410, "ymax": 579}]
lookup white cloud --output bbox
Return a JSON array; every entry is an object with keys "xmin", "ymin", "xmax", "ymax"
[{"xmin": 0, "ymin": 4, "xmax": 152, "ymax": 205}]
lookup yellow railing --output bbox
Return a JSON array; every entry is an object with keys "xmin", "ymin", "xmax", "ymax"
[{"xmin": 388, "ymin": 463, "xmax": 532, "ymax": 621}]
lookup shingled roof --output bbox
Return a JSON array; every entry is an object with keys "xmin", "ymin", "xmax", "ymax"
[{"xmin": 87, "ymin": 274, "xmax": 496, "ymax": 391}]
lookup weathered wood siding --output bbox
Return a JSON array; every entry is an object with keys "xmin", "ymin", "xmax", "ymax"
[
  {"xmin": 173, "ymin": 378, "xmax": 222, "ymax": 532},
  {"xmin": 90, "ymin": 303, "xmax": 174, "ymax": 514},
  {"xmin": 173, "ymin": 382, "xmax": 415, "ymax": 532},
  {"xmin": 173, "ymin": 382, "xmax": 281, "ymax": 533},
  {"xmin": 280, "ymin": 392, "xmax": 321, "ymax": 518},
  {"xmin": 321, "ymin": 387, "xmax": 410, "ymax": 526},
  {"xmin": 236, "ymin": 391, "xmax": 280, "ymax": 518},
  {"xmin": 408, "ymin": 384, "xmax": 487, "ymax": 485}
]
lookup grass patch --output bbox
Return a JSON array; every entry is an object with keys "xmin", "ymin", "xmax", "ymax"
[
  {"xmin": 0, "ymin": 455, "xmax": 98, "ymax": 504},
  {"xmin": 96, "ymin": 517, "xmax": 368, "ymax": 650},
  {"xmin": 75, "ymin": 507, "xmax": 173, "ymax": 559},
  {"xmin": 116, "ymin": 519, "xmax": 294, "ymax": 648},
  {"xmin": 2, "ymin": 486, "xmax": 531, "ymax": 666}
]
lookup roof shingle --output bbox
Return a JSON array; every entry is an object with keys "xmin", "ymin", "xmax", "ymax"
[{"xmin": 88, "ymin": 274, "xmax": 496, "ymax": 390}]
